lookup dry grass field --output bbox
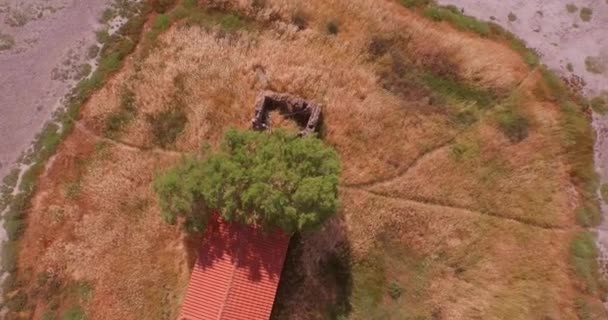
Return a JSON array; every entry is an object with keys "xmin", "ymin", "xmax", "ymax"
[{"xmin": 5, "ymin": 0, "xmax": 607, "ymax": 319}]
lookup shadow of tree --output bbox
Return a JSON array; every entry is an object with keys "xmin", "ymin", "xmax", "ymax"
[{"xmin": 271, "ymin": 215, "xmax": 353, "ymax": 319}]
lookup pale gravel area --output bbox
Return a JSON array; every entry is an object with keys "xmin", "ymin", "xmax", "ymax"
[
  {"xmin": 0, "ymin": 0, "xmax": 110, "ymax": 181},
  {"xmin": 436, "ymin": 0, "xmax": 608, "ymax": 296}
]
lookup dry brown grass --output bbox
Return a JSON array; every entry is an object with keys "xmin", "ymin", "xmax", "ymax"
[{"xmin": 9, "ymin": 0, "xmax": 605, "ymax": 319}]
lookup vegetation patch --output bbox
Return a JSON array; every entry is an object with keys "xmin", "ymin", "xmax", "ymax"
[
  {"xmin": 147, "ymin": 108, "xmax": 187, "ymax": 148},
  {"xmin": 570, "ymin": 232, "xmax": 599, "ymax": 294},
  {"xmin": 423, "ymin": 5, "xmax": 490, "ymax": 37},
  {"xmin": 585, "ymin": 56, "xmax": 606, "ymax": 75},
  {"xmin": 579, "ymin": 7, "xmax": 593, "ymax": 22},
  {"xmin": 566, "ymin": 3, "xmax": 578, "ymax": 13},
  {"xmin": 495, "ymin": 107, "xmax": 529, "ymax": 143},
  {"xmin": 601, "ymin": 184, "xmax": 608, "ymax": 205},
  {"xmin": 0, "ymin": 32, "xmax": 15, "ymax": 51},
  {"xmin": 154, "ymin": 129, "xmax": 340, "ymax": 233},
  {"xmin": 590, "ymin": 96, "xmax": 608, "ymax": 114},
  {"xmin": 104, "ymin": 88, "xmax": 137, "ymax": 138}
]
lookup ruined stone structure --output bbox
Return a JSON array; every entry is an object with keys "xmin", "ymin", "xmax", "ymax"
[{"xmin": 251, "ymin": 91, "xmax": 322, "ymax": 137}]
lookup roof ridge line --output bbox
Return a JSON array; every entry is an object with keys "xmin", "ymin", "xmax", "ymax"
[{"xmin": 216, "ymin": 223, "xmax": 245, "ymax": 320}]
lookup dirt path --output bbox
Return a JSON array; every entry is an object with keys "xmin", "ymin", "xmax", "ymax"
[{"xmin": 0, "ymin": 0, "xmax": 110, "ymax": 180}]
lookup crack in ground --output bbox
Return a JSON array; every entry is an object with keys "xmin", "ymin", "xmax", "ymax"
[
  {"xmin": 75, "ymin": 122, "xmax": 188, "ymax": 157},
  {"xmin": 342, "ymin": 186, "xmax": 567, "ymax": 231},
  {"xmin": 343, "ymin": 136, "xmax": 457, "ymax": 189}
]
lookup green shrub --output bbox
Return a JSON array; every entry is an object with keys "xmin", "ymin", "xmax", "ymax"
[
  {"xmin": 566, "ymin": 4, "xmax": 578, "ymax": 13},
  {"xmin": 2, "ymin": 240, "xmax": 18, "ymax": 272},
  {"xmin": 388, "ymin": 282, "xmax": 402, "ymax": 299},
  {"xmin": 590, "ymin": 96, "xmax": 607, "ymax": 114},
  {"xmin": 601, "ymin": 184, "xmax": 608, "ymax": 204},
  {"xmin": 575, "ymin": 206, "xmax": 601, "ymax": 227},
  {"xmin": 575, "ymin": 297, "xmax": 591, "ymax": 320},
  {"xmin": 508, "ymin": 12, "xmax": 517, "ymax": 22},
  {"xmin": 151, "ymin": 0, "xmax": 176, "ymax": 13},
  {"xmin": 62, "ymin": 305, "xmax": 85, "ymax": 320},
  {"xmin": 6, "ymin": 290, "xmax": 28, "ymax": 312},
  {"xmin": 147, "ymin": 108, "xmax": 187, "ymax": 147},
  {"xmin": 292, "ymin": 9, "xmax": 309, "ymax": 30},
  {"xmin": 570, "ymin": 232, "xmax": 599, "ymax": 293},
  {"xmin": 5, "ymin": 218, "xmax": 24, "ymax": 240},
  {"xmin": 585, "ymin": 56, "xmax": 605, "ymax": 74},
  {"xmin": 154, "ymin": 129, "xmax": 341, "ymax": 233},
  {"xmin": 326, "ymin": 20, "xmax": 339, "ymax": 35},
  {"xmin": 153, "ymin": 14, "xmax": 171, "ymax": 31},
  {"xmin": 104, "ymin": 88, "xmax": 137, "ymax": 138},
  {"xmin": 580, "ymin": 7, "xmax": 593, "ymax": 22},
  {"xmin": 423, "ymin": 5, "xmax": 490, "ymax": 37},
  {"xmin": 495, "ymin": 108, "xmax": 529, "ymax": 143},
  {"xmin": 400, "ymin": 0, "xmax": 431, "ymax": 8},
  {"xmin": 220, "ymin": 13, "xmax": 245, "ymax": 31}
]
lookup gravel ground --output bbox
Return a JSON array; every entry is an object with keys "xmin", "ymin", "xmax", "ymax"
[{"xmin": 0, "ymin": 0, "xmax": 109, "ymax": 181}]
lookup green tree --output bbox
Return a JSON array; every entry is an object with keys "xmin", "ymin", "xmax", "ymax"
[{"xmin": 154, "ymin": 129, "xmax": 341, "ymax": 233}]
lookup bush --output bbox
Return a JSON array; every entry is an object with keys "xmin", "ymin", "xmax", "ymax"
[
  {"xmin": 154, "ymin": 129, "xmax": 341, "ymax": 233},
  {"xmin": 400, "ymin": 0, "xmax": 431, "ymax": 8},
  {"xmin": 326, "ymin": 20, "xmax": 339, "ymax": 35},
  {"xmin": 62, "ymin": 305, "xmax": 85, "ymax": 320},
  {"xmin": 601, "ymin": 184, "xmax": 608, "ymax": 204},
  {"xmin": 580, "ymin": 7, "xmax": 593, "ymax": 22},
  {"xmin": 151, "ymin": 0, "xmax": 176, "ymax": 13},
  {"xmin": 495, "ymin": 108, "xmax": 529, "ymax": 143},
  {"xmin": 570, "ymin": 232, "xmax": 599, "ymax": 293},
  {"xmin": 590, "ymin": 96, "xmax": 607, "ymax": 114},
  {"xmin": 147, "ymin": 108, "xmax": 187, "ymax": 147},
  {"xmin": 292, "ymin": 9, "xmax": 309, "ymax": 30},
  {"xmin": 575, "ymin": 206, "xmax": 601, "ymax": 227},
  {"xmin": 153, "ymin": 14, "xmax": 171, "ymax": 31},
  {"xmin": 388, "ymin": 282, "xmax": 402, "ymax": 299},
  {"xmin": 2, "ymin": 240, "xmax": 18, "ymax": 272},
  {"xmin": 423, "ymin": 5, "xmax": 490, "ymax": 37}
]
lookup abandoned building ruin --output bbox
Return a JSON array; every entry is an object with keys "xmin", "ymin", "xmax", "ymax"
[{"xmin": 251, "ymin": 91, "xmax": 322, "ymax": 137}]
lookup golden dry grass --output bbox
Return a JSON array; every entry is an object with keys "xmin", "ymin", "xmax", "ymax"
[{"xmin": 10, "ymin": 0, "xmax": 605, "ymax": 319}]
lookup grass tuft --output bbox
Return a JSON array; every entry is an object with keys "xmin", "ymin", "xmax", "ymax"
[
  {"xmin": 570, "ymin": 232, "xmax": 599, "ymax": 294},
  {"xmin": 423, "ymin": 5, "xmax": 490, "ymax": 37}
]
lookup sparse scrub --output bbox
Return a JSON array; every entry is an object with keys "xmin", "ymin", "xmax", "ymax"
[
  {"xmin": 100, "ymin": 8, "xmax": 116, "ymax": 23},
  {"xmin": 423, "ymin": 5, "xmax": 491, "ymax": 37},
  {"xmin": 388, "ymin": 282, "xmax": 402, "ymax": 299},
  {"xmin": 292, "ymin": 9, "xmax": 309, "ymax": 30},
  {"xmin": 601, "ymin": 184, "xmax": 608, "ymax": 204},
  {"xmin": 495, "ymin": 107, "xmax": 529, "ymax": 143},
  {"xmin": 62, "ymin": 305, "xmax": 85, "ymax": 320},
  {"xmin": 575, "ymin": 206, "xmax": 601, "ymax": 227},
  {"xmin": 104, "ymin": 88, "xmax": 137, "ymax": 138},
  {"xmin": 422, "ymin": 73, "xmax": 497, "ymax": 109},
  {"xmin": 590, "ymin": 96, "xmax": 608, "ymax": 114},
  {"xmin": 219, "ymin": 13, "xmax": 245, "ymax": 32},
  {"xmin": 567, "ymin": 63, "xmax": 574, "ymax": 72},
  {"xmin": 0, "ymin": 32, "xmax": 15, "ymax": 51},
  {"xmin": 326, "ymin": 20, "xmax": 339, "ymax": 35},
  {"xmin": 585, "ymin": 56, "xmax": 605, "ymax": 74},
  {"xmin": 400, "ymin": 0, "xmax": 431, "ymax": 8},
  {"xmin": 580, "ymin": 7, "xmax": 593, "ymax": 22},
  {"xmin": 566, "ymin": 4, "xmax": 578, "ymax": 13},
  {"xmin": 508, "ymin": 12, "xmax": 517, "ymax": 22},
  {"xmin": 153, "ymin": 14, "xmax": 171, "ymax": 31},
  {"xmin": 147, "ymin": 108, "xmax": 187, "ymax": 147},
  {"xmin": 570, "ymin": 232, "xmax": 599, "ymax": 293}
]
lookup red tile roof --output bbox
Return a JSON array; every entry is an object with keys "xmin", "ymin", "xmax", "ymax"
[{"xmin": 179, "ymin": 215, "xmax": 290, "ymax": 320}]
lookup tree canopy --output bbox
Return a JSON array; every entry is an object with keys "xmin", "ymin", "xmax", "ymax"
[{"xmin": 153, "ymin": 129, "xmax": 341, "ymax": 233}]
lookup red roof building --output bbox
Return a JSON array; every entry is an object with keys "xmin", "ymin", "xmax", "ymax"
[{"xmin": 179, "ymin": 215, "xmax": 290, "ymax": 320}]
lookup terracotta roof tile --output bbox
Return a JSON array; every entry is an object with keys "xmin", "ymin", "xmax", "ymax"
[{"xmin": 180, "ymin": 215, "xmax": 290, "ymax": 320}]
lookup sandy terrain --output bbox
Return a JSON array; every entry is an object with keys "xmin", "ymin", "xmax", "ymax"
[{"xmin": 0, "ymin": 0, "xmax": 109, "ymax": 181}]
